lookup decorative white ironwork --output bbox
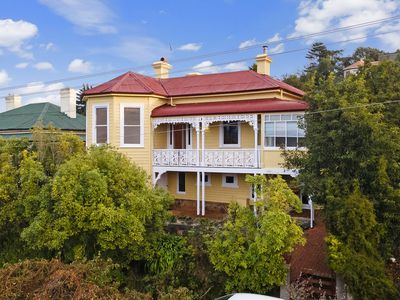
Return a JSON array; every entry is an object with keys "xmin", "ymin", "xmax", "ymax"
[
  {"xmin": 204, "ymin": 149, "xmax": 258, "ymax": 168},
  {"xmin": 152, "ymin": 114, "xmax": 257, "ymax": 130},
  {"xmin": 153, "ymin": 149, "xmax": 259, "ymax": 168},
  {"xmin": 153, "ymin": 149, "xmax": 199, "ymax": 167},
  {"xmin": 202, "ymin": 114, "xmax": 257, "ymax": 129},
  {"xmin": 152, "ymin": 116, "xmax": 201, "ymax": 131}
]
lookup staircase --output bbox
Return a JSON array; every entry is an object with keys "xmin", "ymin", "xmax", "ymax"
[{"xmin": 299, "ymin": 272, "xmax": 336, "ymax": 299}]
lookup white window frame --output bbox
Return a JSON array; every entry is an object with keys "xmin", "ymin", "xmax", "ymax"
[
  {"xmin": 222, "ymin": 174, "xmax": 239, "ymax": 188},
  {"xmin": 92, "ymin": 103, "xmax": 109, "ymax": 145},
  {"xmin": 219, "ymin": 121, "xmax": 241, "ymax": 148},
  {"xmin": 264, "ymin": 112, "xmax": 305, "ymax": 150},
  {"xmin": 196, "ymin": 173, "xmax": 211, "ymax": 186},
  {"xmin": 177, "ymin": 172, "xmax": 186, "ymax": 194},
  {"xmin": 186, "ymin": 124, "xmax": 193, "ymax": 149},
  {"xmin": 167, "ymin": 124, "xmax": 174, "ymax": 149},
  {"xmin": 120, "ymin": 103, "xmax": 144, "ymax": 148},
  {"xmin": 167, "ymin": 124, "xmax": 192, "ymax": 149}
]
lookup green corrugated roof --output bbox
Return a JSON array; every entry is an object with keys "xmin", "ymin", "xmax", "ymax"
[{"xmin": 0, "ymin": 102, "xmax": 85, "ymax": 131}]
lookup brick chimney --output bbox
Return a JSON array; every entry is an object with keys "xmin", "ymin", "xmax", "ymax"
[
  {"xmin": 152, "ymin": 57, "xmax": 172, "ymax": 79},
  {"xmin": 60, "ymin": 88, "xmax": 76, "ymax": 118},
  {"xmin": 255, "ymin": 47, "xmax": 272, "ymax": 76},
  {"xmin": 5, "ymin": 94, "xmax": 22, "ymax": 111}
]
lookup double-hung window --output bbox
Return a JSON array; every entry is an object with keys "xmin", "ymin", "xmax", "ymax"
[
  {"xmin": 265, "ymin": 113, "xmax": 305, "ymax": 148},
  {"xmin": 93, "ymin": 105, "xmax": 108, "ymax": 144},
  {"xmin": 120, "ymin": 104, "xmax": 144, "ymax": 147},
  {"xmin": 220, "ymin": 121, "xmax": 240, "ymax": 147}
]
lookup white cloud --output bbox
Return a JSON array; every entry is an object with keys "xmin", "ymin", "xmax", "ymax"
[
  {"xmin": 114, "ymin": 37, "xmax": 169, "ymax": 64},
  {"xmin": 0, "ymin": 70, "xmax": 11, "ymax": 86},
  {"xmin": 33, "ymin": 61, "xmax": 54, "ymax": 71},
  {"xmin": 268, "ymin": 33, "xmax": 282, "ymax": 43},
  {"xmin": 290, "ymin": 0, "xmax": 399, "ymax": 46},
  {"xmin": 0, "ymin": 19, "xmax": 38, "ymax": 58},
  {"xmin": 39, "ymin": 0, "xmax": 116, "ymax": 34},
  {"xmin": 193, "ymin": 60, "xmax": 221, "ymax": 73},
  {"xmin": 177, "ymin": 43, "xmax": 202, "ymax": 51},
  {"xmin": 14, "ymin": 81, "xmax": 65, "ymax": 106},
  {"xmin": 192, "ymin": 60, "xmax": 250, "ymax": 74},
  {"xmin": 224, "ymin": 62, "xmax": 248, "ymax": 71},
  {"xmin": 40, "ymin": 42, "xmax": 55, "ymax": 51},
  {"xmin": 239, "ymin": 38, "xmax": 258, "ymax": 49},
  {"xmin": 270, "ymin": 43, "xmax": 285, "ymax": 54},
  {"xmin": 15, "ymin": 62, "xmax": 29, "ymax": 69},
  {"xmin": 68, "ymin": 58, "xmax": 93, "ymax": 73},
  {"xmin": 376, "ymin": 21, "xmax": 400, "ymax": 51}
]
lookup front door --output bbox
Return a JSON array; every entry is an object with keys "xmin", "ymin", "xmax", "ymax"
[
  {"xmin": 173, "ymin": 124, "xmax": 186, "ymax": 149},
  {"xmin": 169, "ymin": 123, "xmax": 191, "ymax": 149}
]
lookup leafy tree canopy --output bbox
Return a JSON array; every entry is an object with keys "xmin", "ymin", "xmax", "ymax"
[
  {"xmin": 208, "ymin": 176, "xmax": 304, "ymax": 294},
  {"xmin": 20, "ymin": 146, "xmax": 173, "ymax": 264}
]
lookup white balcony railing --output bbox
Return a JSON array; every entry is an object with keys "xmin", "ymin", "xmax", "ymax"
[
  {"xmin": 153, "ymin": 149, "xmax": 199, "ymax": 167},
  {"xmin": 153, "ymin": 149, "xmax": 259, "ymax": 168}
]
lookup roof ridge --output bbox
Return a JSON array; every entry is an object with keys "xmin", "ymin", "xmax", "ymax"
[
  {"xmin": 36, "ymin": 102, "xmax": 50, "ymax": 124},
  {"xmin": 157, "ymin": 78, "xmax": 170, "ymax": 95},
  {"xmin": 110, "ymin": 72, "xmax": 132, "ymax": 92},
  {"xmin": 130, "ymin": 72, "xmax": 154, "ymax": 93},
  {"xmin": 248, "ymin": 70, "xmax": 276, "ymax": 85}
]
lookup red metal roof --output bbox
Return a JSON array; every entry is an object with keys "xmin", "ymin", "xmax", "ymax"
[
  {"xmin": 84, "ymin": 70, "xmax": 305, "ymax": 97},
  {"xmin": 84, "ymin": 72, "xmax": 168, "ymax": 96},
  {"xmin": 151, "ymin": 98, "xmax": 308, "ymax": 117}
]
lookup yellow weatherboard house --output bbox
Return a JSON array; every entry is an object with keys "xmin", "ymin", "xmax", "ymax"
[{"xmin": 83, "ymin": 53, "xmax": 307, "ymax": 215}]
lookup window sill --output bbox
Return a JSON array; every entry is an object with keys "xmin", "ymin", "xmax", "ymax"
[
  {"xmin": 219, "ymin": 144, "xmax": 241, "ymax": 148},
  {"xmin": 120, "ymin": 144, "xmax": 144, "ymax": 148},
  {"xmin": 222, "ymin": 184, "xmax": 239, "ymax": 188},
  {"xmin": 264, "ymin": 147, "xmax": 306, "ymax": 151}
]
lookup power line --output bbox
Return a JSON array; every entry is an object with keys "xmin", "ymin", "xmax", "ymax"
[
  {"xmin": 1, "ymin": 29, "xmax": 398, "ymax": 100},
  {"xmin": 115, "ymin": 99, "xmax": 400, "ymax": 138},
  {"xmin": 1, "ymin": 15, "xmax": 399, "ymax": 93}
]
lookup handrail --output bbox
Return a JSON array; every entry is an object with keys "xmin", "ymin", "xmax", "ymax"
[{"xmin": 153, "ymin": 148, "xmax": 260, "ymax": 168}]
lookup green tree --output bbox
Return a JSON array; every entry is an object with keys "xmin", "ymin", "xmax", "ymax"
[
  {"xmin": 352, "ymin": 46, "xmax": 383, "ymax": 62},
  {"xmin": 31, "ymin": 126, "xmax": 85, "ymax": 175},
  {"xmin": 20, "ymin": 146, "xmax": 173, "ymax": 264},
  {"xmin": 282, "ymin": 73, "xmax": 306, "ymax": 91},
  {"xmin": 305, "ymin": 42, "xmax": 343, "ymax": 82},
  {"xmin": 284, "ymin": 60, "xmax": 400, "ymax": 296},
  {"xmin": 76, "ymin": 83, "xmax": 92, "ymax": 115},
  {"xmin": 249, "ymin": 63, "xmax": 257, "ymax": 72},
  {"xmin": 327, "ymin": 189, "xmax": 399, "ymax": 299},
  {"xmin": 208, "ymin": 176, "xmax": 304, "ymax": 294}
]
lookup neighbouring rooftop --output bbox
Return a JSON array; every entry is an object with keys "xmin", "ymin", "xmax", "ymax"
[{"xmin": 0, "ymin": 102, "xmax": 85, "ymax": 132}]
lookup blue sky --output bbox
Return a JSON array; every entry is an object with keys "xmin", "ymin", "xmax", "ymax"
[{"xmin": 0, "ymin": 0, "xmax": 400, "ymax": 111}]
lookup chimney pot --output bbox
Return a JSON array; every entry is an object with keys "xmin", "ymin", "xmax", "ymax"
[
  {"xmin": 60, "ymin": 88, "xmax": 76, "ymax": 118},
  {"xmin": 5, "ymin": 94, "xmax": 22, "ymax": 111}
]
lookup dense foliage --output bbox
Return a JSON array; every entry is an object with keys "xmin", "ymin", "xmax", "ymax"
[
  {"xmin": 327, "ymin": 189, "xmax": 398, "ymax": 299},
  {"xmin": 208, "ymin": 176, "xmax": 304, "ymax": 294},
  {"xmin": 284, "ymin": 43, "xmax": 400, "ymax": 298}
]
